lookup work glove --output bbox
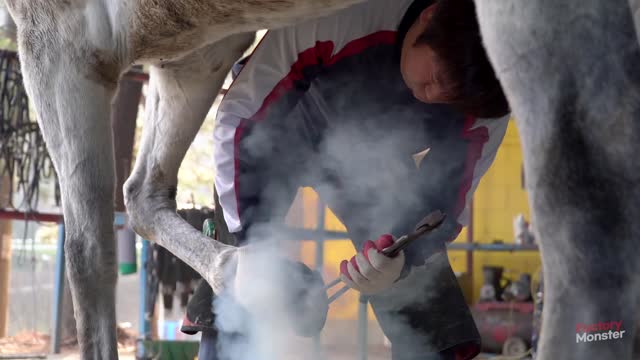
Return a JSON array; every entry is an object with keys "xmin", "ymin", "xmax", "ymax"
[{"xmin": 340, "ymin": 234, "xmax": 405, "ymax": 295}]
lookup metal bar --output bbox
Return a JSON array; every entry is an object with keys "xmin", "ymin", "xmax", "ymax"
[
  {"xmin": 139, "ymin": 239, "xmax": 151, "ymax": 339},
  {"xmin": 380, "ymin": 211, "xmax": 445, "ymax": 257},
  {"xmin": 50, "ymin": 223, "xmax": 65, "ymax": 354},
  {"xmin": 135, "ymin": 238, "xmax": 152, "ymax": 360},
  {"xmin": 324, "ymin": 277, "xmax": 342, "ymax": 290},
  {"xmin": 327, "ymin": 285, "xmax": 350, "ymax": 304},
  {"xmin": 0, "ymin": 210, "xmax": 62, "ymax": 223},
  {"xmin": 270, "ymin": 226, "xmax": 349, "ymax": 241},
  {"xmin": 446, "ymin": 243, "xmax": 539, "ymax": 251},
  {"xmin": 312, "ymin": 199, "xmax": 327, "ymax": 360},
  {"xmin": 315, "ymin": 199, "xmax": 326, "ymax": 274},
  {"xmin": 357, "ymin": 295, "xmax": 368, "ymax": 360}
]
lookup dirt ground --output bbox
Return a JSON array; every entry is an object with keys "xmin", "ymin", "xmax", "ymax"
[
  {"xmin": 1, "ymin": 319, "xmax": 519, "ymax": 360},
  {"xmin": 0, "ymin": 326, "xmax": 137, "ymax": 359},
  {"xmin": 0, "ymin": 334, "xmax": 511, "ymax": 360}
]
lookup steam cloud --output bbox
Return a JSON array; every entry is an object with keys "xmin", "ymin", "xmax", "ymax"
[{"xmin": 212, "ymin": 76, "xmax": 470, "ymax": 358}]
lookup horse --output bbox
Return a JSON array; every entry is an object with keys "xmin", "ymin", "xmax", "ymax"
[{"xmin": 3, "ymin": 0, "xmax": 640, "ymax": 358}]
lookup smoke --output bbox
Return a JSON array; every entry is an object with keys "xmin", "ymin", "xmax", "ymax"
[
  {"xmin": 212, "ymin": 59, "xmax": 481, "ymax": 357},
  {"xmin": 212, "ymin": 256, "xmax": 291, "ymax": 360},
  {"xmin": 213, "ymin": 229, "xmax": 328, "ymax": 360}
]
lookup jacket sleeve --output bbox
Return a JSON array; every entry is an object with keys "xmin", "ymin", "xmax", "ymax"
[
  {"xmin": 214, "ymin": 18, "xmax": 350, "ymax": 236},
  {"xmin": 214, "ymin": 29, "xmax": 316, "ymax": 237}
]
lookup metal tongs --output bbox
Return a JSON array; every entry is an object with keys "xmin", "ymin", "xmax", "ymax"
[{"xmin": 324, "ymin": 210, "xmax": 446, "ymax": 304}]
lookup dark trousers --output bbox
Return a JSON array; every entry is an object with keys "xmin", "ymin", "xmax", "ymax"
[{"xmin": 198, "ymin": 331, "xmax": 219, "ymax": 360}]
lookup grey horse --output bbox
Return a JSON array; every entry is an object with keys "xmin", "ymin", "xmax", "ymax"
[{"xmin": 2, "ymin": 0, "xmax": 640, "ymax": 359}]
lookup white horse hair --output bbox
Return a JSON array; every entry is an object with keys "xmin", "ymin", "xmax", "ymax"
[{"xmin": 3, "ymin": 0, "xmax": 640, "ymax": 358}]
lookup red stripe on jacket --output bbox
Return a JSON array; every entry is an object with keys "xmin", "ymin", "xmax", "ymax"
[
  {"xmin": 449, "ymin": 116, "xmax": 490, "ymax": 240},
  {"xmin": 232, "ymin": 31, "xmax": 397, "ymax": 224}
]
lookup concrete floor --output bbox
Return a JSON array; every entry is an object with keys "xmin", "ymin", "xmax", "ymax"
[
  {"xmin": 46, "ymin": 351, "xmax": 512, "ymax": 360},
  {"xmin": 16, "ymin": 319, "xmax": 393, "ymax": 359},
  {"xmin": 7, "ymin": 252, "xmax": 141, "ymax": 337},
  {"xmin": 3, "ymin": 317, "xmax": 529, "ymax": 360}
]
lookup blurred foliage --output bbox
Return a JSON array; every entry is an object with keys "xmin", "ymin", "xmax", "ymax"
[
  {"xmin": 175, "ymin": 96, "xmax": 220, "ymax": 208},
  {"xmin": 0, "ymin": 37, "xmax": 16, "ymax": 51},
  {"xmin": 35, "ymin": 223, "xmax": 58, "ymax": 244},
  {"xmin": 132, "ymin": 87, "xmax": 221, "ymax": 209}
]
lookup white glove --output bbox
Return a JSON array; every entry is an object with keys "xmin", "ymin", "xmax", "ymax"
[{"xmin": 339, "ymin": 234, "xmax": 405, "ymax": 295}]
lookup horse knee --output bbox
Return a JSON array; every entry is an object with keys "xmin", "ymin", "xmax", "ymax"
[
  {"xmin": 63, "ymin": 230, "xmax": 117, "ymax": 285},
  {"xmin": 124, "ymin": 169, "xmax": 176, "ymax": 239},
  {"xmin": 123, "ymin": 176, "xmax": 148, "ymax": 235},
  {"xmin": 123, "ymin": 175, "xmax": 142, "ymax": 210}
]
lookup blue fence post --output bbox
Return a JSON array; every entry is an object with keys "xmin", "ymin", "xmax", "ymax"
[
  {"xmin": 51, "ymin": 223, "xmax": 65, "ymax": 354},
  {"xmin": 136, "ymin": 238, "xmax": 151, "ymax": 359},
  {"xmin": 313, "ymin": 199, "xmax": 327, "ymax": 360}
]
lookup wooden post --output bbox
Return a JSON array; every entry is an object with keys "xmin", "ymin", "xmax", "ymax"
[
  {"xmin": 0, "ymin": 175, "xmax": 12, "ymax": 338},
  {"xmin": 61, "ymin": 276, "xmax": 76, "ymax": 341},
  {"xmin": 111, "ymin": 66, "xmax": 143, "ymax": 212}
]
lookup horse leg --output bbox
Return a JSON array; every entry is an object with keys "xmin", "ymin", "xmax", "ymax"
[
  {"xmin": 124, "ymin": 33, "xmax": 255, "ymax": 288},
  {"xmin": 8, "ymin": 6, "xmax": 125, "ymax": 358},
  {"xmin": 475, "ymin": 0, "xmax": 640, "ymax": 358}
]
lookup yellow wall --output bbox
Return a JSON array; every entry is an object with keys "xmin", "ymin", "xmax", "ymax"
[
  {"xmin": 288, "ymin": 119, "xmax": 541, "ymax": 319},
  {"xmin": 447, "ymin": 120, "xmax": 541, "ymax": 303}
]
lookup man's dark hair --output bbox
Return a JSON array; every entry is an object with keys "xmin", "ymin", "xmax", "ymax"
[{"xmin": 399, "ymin": 0, "xmax": 510, "ymax": 118}]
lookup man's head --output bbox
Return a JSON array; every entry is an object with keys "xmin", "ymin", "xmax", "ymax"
[{"xmin": 399, "ymin": 0, "xmax": 509, "ymax": 118}]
